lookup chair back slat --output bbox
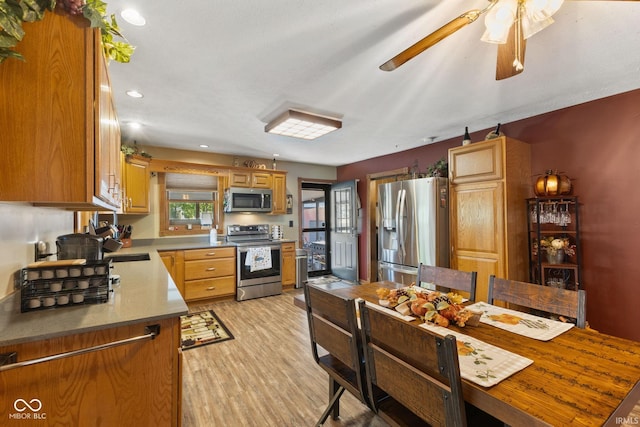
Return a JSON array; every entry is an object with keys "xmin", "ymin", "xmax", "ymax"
[
  {"xmin": 360, "ymin": 301, "xmax": 467, "ymax": 427},
  {"xmin": 417, "ymin": 264, "xmax": 477, "ymax": 302},
  {"xmin": 311, "ymin": 314, "xmax": 356, "ymax": 369},
  {"xmin": 304, "ymin": 283, "xmax": 369, "ymax": 414},
  {"xmin": 488, "ymin": 276, "xmax": 587, "ymax": 328}
]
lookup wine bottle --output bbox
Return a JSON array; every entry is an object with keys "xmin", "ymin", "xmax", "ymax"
[
  {"xmin": 485, "ymin": 123, "xmax": 502, "ymax": 140},
  {"xmin": 462, "ymin": 127, "xmax": 471, "ymax": 146}
]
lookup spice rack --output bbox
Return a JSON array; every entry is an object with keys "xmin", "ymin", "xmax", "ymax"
[
  {"xmin": 527, "ymin": 197, "xmax": 582, "ymax": 291},
  {"xmin": 20, "ymin": 259, "xmax": 112, "ymax": 313}
]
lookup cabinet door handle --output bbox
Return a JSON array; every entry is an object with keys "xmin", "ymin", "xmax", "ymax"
[
  {"xmin": 0, "ymin": 325, "xmax": 160, "ymax": 372},
  {"xmin": 206, "ymin": 252, "xmax": 216, "ymax": 256},
  {"xmin": 206, "ymin": 267, "xmax": 216, "ymax": 271},
  {"xmin": 206, "ymin": 286, "xmax": 216, "ymax": 291}
]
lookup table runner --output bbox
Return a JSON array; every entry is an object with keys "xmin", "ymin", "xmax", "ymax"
[
  {"xmin": 419, "ymin": 322, "xmax": 533, "ymax": 387},
  {"xmin": 465, "ymin": 302, "xmax": 574, "ymax": 341}
]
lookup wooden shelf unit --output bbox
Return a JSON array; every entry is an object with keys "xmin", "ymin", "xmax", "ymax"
[{"xmin": 527, "ymin": 196, "xmax": 582, "ymax": 291}]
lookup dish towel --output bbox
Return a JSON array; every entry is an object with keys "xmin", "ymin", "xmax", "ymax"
[{"xmin": 245, "ymin": 247, "xmax": 272, "ymax": 272}]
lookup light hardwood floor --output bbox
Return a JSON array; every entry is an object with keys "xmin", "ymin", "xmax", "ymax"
[
  {"xmin": 182, "ymin": 288, "xmax": 387, "ymax": 427},
  {"xmin": 182, "ymin": 287, "xmax": 640, "ymax": 427}
]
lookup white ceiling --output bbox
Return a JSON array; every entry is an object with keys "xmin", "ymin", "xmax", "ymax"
[{"xmin": 105, "ymin": 0, "xmax": 640, "ymax": 167}]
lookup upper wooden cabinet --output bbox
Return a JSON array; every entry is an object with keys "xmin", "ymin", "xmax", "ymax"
[
  {"xmin": 122, "ymin": 154, "xmax": 150, "ymax": 214},
  {"xmin": 229, "ymin": 171, "xmax": 272, "ymax": 188},
  {"xmin": 448, "ymin": 137, "xmax": 531, "ymax": 302},
  {"xmin": 271, "ymin": 172, "xmax": 287, "ymax": 215},
  {"xmin": 449, "ymin": 138, "xmax": 503, "ymax": 184},
  {"xmin": 0, "ymin": 11, "xmax": 121, "ymax": 210}
]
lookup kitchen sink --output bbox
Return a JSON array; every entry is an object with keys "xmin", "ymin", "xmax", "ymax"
[{"xmin": 105, "ymin": 252, "xmax": 151, "ymax": 262}]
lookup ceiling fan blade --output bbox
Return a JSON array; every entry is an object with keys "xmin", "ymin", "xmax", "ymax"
[
  {"xmin": 496, "ymin": 20, "xmax": 527, "ymax": 80},
  {"xmin": 380, "ymin": 10, "xmax": 484, "ymax": 72}
]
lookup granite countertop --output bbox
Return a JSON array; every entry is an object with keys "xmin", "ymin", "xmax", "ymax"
[{"xmin": 0, "ymin": 246, "xmax": 188, "ymax": 347}]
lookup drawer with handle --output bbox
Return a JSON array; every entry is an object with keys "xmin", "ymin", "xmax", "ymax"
[
  {"xmin": 183, "ymin": 247, "xmax": 235, "ymax": 261},
  {"xmin": 184, "ymin": 276, "xmax": 236, "ymax": 300},
  {"xmin": 184, "ymin": 258, "xmax": 235, "ymax": 280}
]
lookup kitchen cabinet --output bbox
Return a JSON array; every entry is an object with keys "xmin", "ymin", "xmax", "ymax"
[
  {"xmin": 159, "ymin": 250, "xmax": 178, "ymax": 283},
  {"xmin": 229, "ymin": 171, "xmax": 272, "ymax": 189},
  {"xmin": 182, "ymin": 247, "xmax": 236, "ymax": 301},
  {"xmin": 281, "ymin": 242, "xmax": 296, "ymax": 287},
  {"xmin": 122, "ymin": 154, "xmax": 150, "ymax": 214},
  {"xmin": 448, "ymin": 137, "xmax": 531, "ymax": 302},
  {"xmin": 0, "ymin": 11, "xmax": 121, "ymax": 210},
  {"xmin": 0, "ymin": 317, "xmax": 182, "ymax": 426},
  {"xmin": 271, "ymin": 172, "xmax": 287, "ymax": 215},
  {"xmin": 527, "ymin": 197, "xmax": 582, "ymax": 291}
]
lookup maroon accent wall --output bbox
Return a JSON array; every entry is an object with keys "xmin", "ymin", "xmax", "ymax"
[{"xmin": 338, "ymin": 88, "xmax": 640, "ymax": 341}]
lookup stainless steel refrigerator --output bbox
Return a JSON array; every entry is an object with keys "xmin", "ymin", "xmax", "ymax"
[{"xmin": 377, "ymin": 177, "xmax": 449, "ymax": 285}]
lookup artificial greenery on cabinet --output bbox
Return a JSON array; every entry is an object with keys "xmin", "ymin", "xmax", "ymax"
[{"xmin": 0, "ymin": 0, "xmax": 133, "ymax": 64}]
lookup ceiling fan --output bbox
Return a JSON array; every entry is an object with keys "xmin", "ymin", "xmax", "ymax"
[{"xmin": 379, "ymin": 0, "xmax": 639, "ymax": 80}]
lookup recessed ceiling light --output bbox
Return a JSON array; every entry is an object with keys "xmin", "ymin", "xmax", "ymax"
[
  {"xmin": 273, "ymin": 153, "xmax": 280, "ymax": 157},
  {"xmin": 121, "ymin": 9, "xmax": 146, "ymax": 26},
  {"xmin": 126, "ymin": 90, "xmax": 144, "ymax": 98},
  {"xmin": 199, "ymin": 144, "xmax": 209, "ymax": 148},
  {"xmin": 128, "ymin": 122, "xmax": 142, "ymax": 129}
]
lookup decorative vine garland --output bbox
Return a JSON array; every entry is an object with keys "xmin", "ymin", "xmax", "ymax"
[{"xmin": 0, "ymin": 0, "xmax": 134, "ymax": 64}]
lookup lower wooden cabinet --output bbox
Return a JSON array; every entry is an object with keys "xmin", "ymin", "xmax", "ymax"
[
  {"xmin": 182, "ymin": 247, "xmax": 236, "ymax": 301},
  {"xmin": 0, "ymin": 317, "xmax": 181, "ymax": 426},
  {"xmin": 159, "ymin": 250, "xmax": 178, "ymax": 280},
  {"xmin": 281, "ymin": 242, "xmax": 296, "ymax": 287}
]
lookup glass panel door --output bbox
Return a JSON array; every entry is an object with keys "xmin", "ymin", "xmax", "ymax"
[{"xmin": 301, "ymin": 184, "xmax": 330, "ymax": 276}]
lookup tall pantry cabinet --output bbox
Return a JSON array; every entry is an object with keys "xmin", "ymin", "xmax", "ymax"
[
  {"xmin": 0, "ymin": 10, "xmax": 121, "ymax": 210},
  {"xmin": 448, "ymin": 137, "xmax": 531, "ymax": 302}
]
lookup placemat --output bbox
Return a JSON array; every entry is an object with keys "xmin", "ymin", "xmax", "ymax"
[
  {"xmin": 419, "ymin": 323, "xmax": 533, "ymax": 387},
  {"xmin": 466, "ymin": 302, "xmax": 574, "ymax": 341}
]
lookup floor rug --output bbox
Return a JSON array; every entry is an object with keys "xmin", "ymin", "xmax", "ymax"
[{"xmin": 180, "ymin": 310, "xmax": 234, "ymax": 350}]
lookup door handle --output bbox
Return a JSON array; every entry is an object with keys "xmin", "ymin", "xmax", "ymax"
[{"xmin": 0, "ymin": 325, "xmax": 160, "ymax": 372}]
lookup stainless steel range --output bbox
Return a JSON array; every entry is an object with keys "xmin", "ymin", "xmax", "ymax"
[{"xmin": 227, "ymin": 224, "xmax": 282, "ymax": 301}]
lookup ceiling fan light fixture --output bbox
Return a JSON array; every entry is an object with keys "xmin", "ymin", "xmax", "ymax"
[
  {"xmin": 481, "ymin": 0, "xmax": 517, "ymax": 44},
  {"xmin": 265, "ymin": 110, "xmax": 342, "ymax": 140},
  {"xmin": 522, "ymin": 13, "xmax": 554, "ymax": 39},
  {"xmin": 527, "ymin": 0, "xmax": 564, "ymax": 21}
]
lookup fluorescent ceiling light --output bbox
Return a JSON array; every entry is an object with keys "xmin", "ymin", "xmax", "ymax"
[
  {"xmin": 265, "ymin": 110, "xmax": 342, "ymax": 140},
  {"xmin": 199, "ymin": 144, "xmax": 209, "ymax": 148}
]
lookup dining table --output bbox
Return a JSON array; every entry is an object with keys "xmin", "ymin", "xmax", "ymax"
[{"xmin": 294, "ymin": 281, "xmax": 640, "ymax": 427}]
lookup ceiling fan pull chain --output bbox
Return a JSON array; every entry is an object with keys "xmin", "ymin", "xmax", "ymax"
[{"xmin": 513, "ymin": 3, "xmax": 525, "ymax": 71}]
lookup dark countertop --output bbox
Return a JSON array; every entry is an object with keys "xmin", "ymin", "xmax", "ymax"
[
  {"xmin": 0, "ymin": 246, "xmax": 188, "ymax": 347},
  {"xmin": 0, "ymin": 237, "xmax": 297, "ymax": 347}
]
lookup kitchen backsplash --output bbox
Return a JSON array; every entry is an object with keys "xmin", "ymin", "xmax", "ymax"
[{"xmin": 0, "ymin": 202, "xmax": 74, "ymax": 298}]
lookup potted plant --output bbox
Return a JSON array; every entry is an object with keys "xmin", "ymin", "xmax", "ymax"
[{"xmin": 0, "ymin": 0, "xmax": 134, "ymax": 64}]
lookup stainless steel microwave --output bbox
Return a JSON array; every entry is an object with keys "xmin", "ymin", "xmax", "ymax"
[{"xmin": 224, "ymin": 187, "xmax": 272, "ymax": 213}]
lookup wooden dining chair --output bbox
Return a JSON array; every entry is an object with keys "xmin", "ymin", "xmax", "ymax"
[
  {"xmin": 358, "ymin": 299, "xmax": 468, "ymax": 427},
  {"xmin": 303, "ymin": 283, "xmax": 370, "ymax": 425},
  {"xmin": 488, "ymin": 275, "xmax": 587, "ymax": 328},
  {"xmin": 416, "ymin": 263, "xmax": 478, "ymax": 302}
]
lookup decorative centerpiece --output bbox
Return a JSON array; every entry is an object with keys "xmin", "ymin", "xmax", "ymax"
[
  {"xmin": 376, "ymin": 285, "xmax": 481, "ymax": 327},
  {"xmin": 540, "ymin": 236, "xmax": 575, "ymax": 264}
]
